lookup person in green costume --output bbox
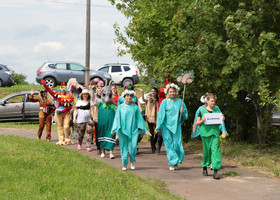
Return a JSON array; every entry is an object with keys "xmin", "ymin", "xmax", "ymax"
[
  {"xmin": 155, "ymin": 83, "xmax": 188, "ymax": 171},
  {"xmin": 111, "ymin": 90, "xmax": 150, "ymax": 171},
  {"xmin": 195, "ymin": 93, "xmax": 226, "ymax": 180}
]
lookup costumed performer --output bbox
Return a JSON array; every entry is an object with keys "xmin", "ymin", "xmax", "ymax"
[
  {"xmin": 155, "ymin": 83, "xmax": 188, "ymax": 171},
  {"xmin": 111, "ymin": 90, "xmax": 150, "ymax": 171},
  {"xmin": 195, "ymin": 93, "xmax": 226, "ymax": 180},
  {"xmin": 41, "ymin": 80, "xmax": 74, "ymax": 145},
  {"xmin": 29, "ymin": 88, "xmax": 55, "ymax": 141},
  {"xmin": 73, "ymin": 89, "xmax": 93, "ymax": 152}
]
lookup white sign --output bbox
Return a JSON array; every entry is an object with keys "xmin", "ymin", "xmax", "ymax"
[{"xmin": 204, "ymin": 113, "xmax": 223, "ymax": 125}]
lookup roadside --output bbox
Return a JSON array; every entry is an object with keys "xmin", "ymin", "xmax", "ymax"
[{"xmin": 1, "ymin": 128, "xmax": 280, "ymax": 200}]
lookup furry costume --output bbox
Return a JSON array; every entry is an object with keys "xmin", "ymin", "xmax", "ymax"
[{"xmin": 41, "ymin": 80, "xmax": 74, "ymax": 145}]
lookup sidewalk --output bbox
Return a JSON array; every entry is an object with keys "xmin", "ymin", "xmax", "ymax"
[{"xmin": 1, "ymin": 128, "xmax": 280, "ymax": 200}]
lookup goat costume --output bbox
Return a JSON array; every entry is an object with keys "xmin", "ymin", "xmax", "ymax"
[
  {"xmin": 41, "ymin": 80, "xmax": 74, "ymax": 145},
  {"xmin": 29, "ymin": 89, "xmax": 55, "ymax": 140}
]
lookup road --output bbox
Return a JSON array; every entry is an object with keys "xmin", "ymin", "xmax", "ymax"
[{"xmin": 1, "ymin": 128, "xmax": 280, "ymax": 200}]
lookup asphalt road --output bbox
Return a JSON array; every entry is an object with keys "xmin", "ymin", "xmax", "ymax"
[{"xmin": 1, "ymin": 128, "xmax": 280, "ymax": 200}]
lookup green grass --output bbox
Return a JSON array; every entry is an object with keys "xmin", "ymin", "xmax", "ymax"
[
  {"xmin": 223, "ymin": 171, "xmax": 239, "ymax": 176},
  {"xmin": 0, "ymin": 135, "xmax": 181, "ymax": 200}
]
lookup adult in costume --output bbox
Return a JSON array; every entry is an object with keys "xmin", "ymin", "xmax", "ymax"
[
  {"xmin": 73, "ymin": 89, "xmax": 93, "ymax": 152},
  {"xmin": 41, "ymin": 80, "xmax": 74, "ymax": 145},
  {"xmin": 29, "ymin": 89, "xmax": 55, "ymax": 141},
  {"xmin": 111, "ymin": 90, "xmax": 150, "ymax": 171},
  {"xmin": 195, "ymin": 93, "xmax": 226, "ymax": 179},
  {"xmin": 156, "ymin": 83, "xmax": 188, "ymax": 171},
  {"xmin": 93, "ymin": 81, "xmax": 117, "ymax": 158}
]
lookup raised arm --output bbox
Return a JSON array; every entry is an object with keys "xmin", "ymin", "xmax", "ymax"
[{"xmin": 41, "ymin": 80, "xmax": 55, "ymax": 97}]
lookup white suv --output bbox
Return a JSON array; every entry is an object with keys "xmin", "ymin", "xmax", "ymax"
[{"xmin": 98, "ymin": 63, "xmax": 139, "ymax": 86}]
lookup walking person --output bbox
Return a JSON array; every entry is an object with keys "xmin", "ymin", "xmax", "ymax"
[
  {"xmin": 155, "ymin": 83, "xmax": 188, "ymax": 171},
  {"xmin": 111, "ymin": 90, "xmax": 150, "ymax": 171},
  {"xmin": 137, "ymin": 87, "xmax": 163, "ymax": 153},
  {"xmin": 29, "ymin": 89, "xmax": 55, "ymax": 141},
  {"xmin": 73, "ymin": 89, "xmax": 93, "ymax": 152},
  {"xmin": 194, "ymin": 93, "xmax": 226, "ymax": 179}
]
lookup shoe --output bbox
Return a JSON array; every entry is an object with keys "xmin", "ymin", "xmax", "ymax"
[
  {"xmin": 109, "ymin": 154, "xmax": 115, "ymax": 159},
  {"xmin": 156, "ymin": 147, "xmax": 161, "ymax": 153},
  {"xmin": 77, "ymin": 145, "xmax": 82, "ymax": 150},
  {"xmin": 130, "ymin": 163, "xmax": 135, "ymax": 170},
  {"xmin": 174, "ymin": 164, "xmax": 179, "ymax": 170},
  {"xmin": 37, "ymin": 137, "xmax": 40, "ymax": 140},
  {"xmin": 97, "ymin": 149, "xmax": 101, "ymax": 155},
  {"xmin": 100, "ymin": 153, "xmax": 105, "ymax": 158},
  {"xmin": 213, "ymin": 170, "xmax": 220, "ymax": 180},
  {"xmin": 46, "ymin": 139, "xmax": 51, "ymax": 142},
  {"xmin": 169, "ymin": 166, "xmax": 175, "ymax": 171},
  {"xmin": 122, "ymin": 167, "xmax": 127, "ymax": 171},
  {"xmin": 203, "ymin": 167, "xmax": 208, "ymax": 176},
  {"xmin": 86, "ymin": 148, "xmax": 92, "ymax": 152}
]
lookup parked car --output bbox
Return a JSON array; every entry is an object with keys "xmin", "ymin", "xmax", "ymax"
[
  {"xmin": 97, "ymin": 63, "xmax": 139, "ymax": 86},
  {"xmin": 0, "ymin": 64, "xmax": 14, "ymax": 87},
  {"xmin": 272, "ymin": 107, "xmax": 280, "ymax": 126},
  {"xmin": 0, "ymin": 91, "xmax": 39, "ymax": 122},
  {"xmin": 36, "ymin": 61, "xmax": 112, "ymax": 88}
]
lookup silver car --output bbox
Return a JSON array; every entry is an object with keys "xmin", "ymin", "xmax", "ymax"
[
  {"xmin": 0, "ymin": 64, "xmax": 14, "ymax": 87},
  {"xmin": 0, "ymin": 91, "xmax": 39, "ymax": 122},
  {"xmin": 36, "ymin": 61, "xmax": 112, "ymax": 88}
]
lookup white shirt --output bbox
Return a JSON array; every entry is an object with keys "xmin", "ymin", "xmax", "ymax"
[{"xmin": 75, "ymin": 100, "xmax": 91, "ymax": 123}]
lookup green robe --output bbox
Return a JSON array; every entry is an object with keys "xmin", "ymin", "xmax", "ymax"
[
  {"xmin": 112, "ymin": 102, "xmax": 147, "ymax": 166},
  {"xmin": 97, "ymin": 100, "xmax": 116, "ymax": 151},
  {"xmin": 156, "ymin": 98, "xmax": 188, "ymax": 166}
]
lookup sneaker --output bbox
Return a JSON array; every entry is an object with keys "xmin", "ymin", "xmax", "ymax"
[
  {"xmin": 213, "ymin": 170, "xmax": 220, "ymax": 180},
  {"xmin": 46, "ymin": 139, "xmax": 51, "ymax": 142},
  {"xmin": 169, "ymin": 166, "xmax": 175, "ymax": 171},
  {"xmin": 130, "ymin": 163, "xmax": 135, "ymax": 170},
  {"xmin": 100, "ymin": 153, "xmax": 105, "ymax": 158},
  {"xmin": 122, "ymin": 167, "xmax": 127, "ymax": 171},
  {"xmin": 174, "ymin": 164, "xmax": 179, "ymax": 170},
  {"xmin": 109, "ymin": 154, "xmax": 115, "ymax": 159},
  {"xmin": 77, "ymin": 145, "xmax": 82, "ymax": 150},
  {"xmin": 86, "ymin": 148, "xmax": 92, "ymax": 152}
]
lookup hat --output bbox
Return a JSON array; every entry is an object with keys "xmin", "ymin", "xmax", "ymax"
[{"xmin": 79, "ymin": 89, "xmax": 90, "ymax": 98}]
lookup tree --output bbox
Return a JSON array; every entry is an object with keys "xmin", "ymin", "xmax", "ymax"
[
  {"xmin": 13, "ymin": 72, "xmax": 29, "ymax": 85},
  {"xmin": 109, "ymin": 0, "xmax": 280, "ymax": 146}
]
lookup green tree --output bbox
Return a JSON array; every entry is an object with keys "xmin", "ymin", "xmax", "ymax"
[{"xmin": 13, "ymin": 72, "xmax": 29, "ymax": 85}]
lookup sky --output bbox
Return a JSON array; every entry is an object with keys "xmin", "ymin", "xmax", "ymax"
[{"xmin": 0, "ymin": 0, "xmax": 134, "ymax": 84}]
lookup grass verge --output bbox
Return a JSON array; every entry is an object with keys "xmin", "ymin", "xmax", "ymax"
[{"xmin": 0, "ymin": 135, "xmax": 181, "ymax": 200}]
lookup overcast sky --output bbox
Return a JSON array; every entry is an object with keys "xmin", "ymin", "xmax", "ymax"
[{"xmin": 0, "ymin": 0, "xmax": 133, "ymax": 83}]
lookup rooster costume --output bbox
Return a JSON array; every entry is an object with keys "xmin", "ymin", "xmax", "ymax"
[{"xmin": 41, "ymin": 80, "xmax": 74, "ymax": 145}]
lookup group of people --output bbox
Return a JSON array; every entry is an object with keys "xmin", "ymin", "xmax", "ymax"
[{"xmin": 30, "ymin": 78, "xmax": 228, "ymax": 180}]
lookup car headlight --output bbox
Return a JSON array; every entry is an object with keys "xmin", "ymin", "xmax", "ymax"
[{"xmin": 5, "ymin": 71, "xmax": 12, "ymax": 75}]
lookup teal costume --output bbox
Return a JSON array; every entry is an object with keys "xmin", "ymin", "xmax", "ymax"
[
  {"xmin": 112, "ymin": 102, "xmax": 147, "ymax": 166},
  {"xmin": 96, "ymin": 100, "xmax": 117, "ymax": 151},
  {"xmin": 192, "ymin": 105, "xmax": 228, "ymax": 138},
  {"xmin": 199, "ymin": 107, "xmax": 223, "ymax": 170},
  {"xmin": 156, "ymin": 97, "xmax": 188, "ymax": 166}
]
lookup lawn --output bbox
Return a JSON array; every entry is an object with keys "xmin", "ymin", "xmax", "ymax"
[{"xmin": 0, "ymin": 135, "xmax": 181, "ymax": 200}]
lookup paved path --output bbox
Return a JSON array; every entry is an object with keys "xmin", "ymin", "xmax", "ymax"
[{"xmin": 1, "ymin": 128, "xmax": 280, "ymax": 200}]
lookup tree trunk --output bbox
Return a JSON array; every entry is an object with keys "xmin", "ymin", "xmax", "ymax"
[{"xmin": 251, "ymin": 95, "xmax": 265, "ymax": 147}]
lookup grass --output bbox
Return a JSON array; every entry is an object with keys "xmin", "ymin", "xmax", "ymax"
[
  {"xmin": 0, "ymin": 135, "xmax": 182, "ymax": 200},
  {"xmin": 223, "ymin": 171, "xmax": 239, "ymax": 176},
  {"xmin": 186, "ymin": 139, "xmax": 280, "ymax": 178}
]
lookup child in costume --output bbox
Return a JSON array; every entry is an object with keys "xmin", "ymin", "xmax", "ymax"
[
  {"xmin": 156, "ymin": 83, "xmax": 188, "ymax": 171},
  {"xmin": 73, "ymin": 89, "xmax": 93, "ymax": 152},
  {"xmin": 138, "ymin": 87, "xmax": 163, "ymax": 153},
  {"xmin": 41, "ymin": 80, "xmax": 74, "ymax": 145},
  {"xmin": 29, "ymin": 88, "xmax": 55, "ymax": 141},
  {"xmin": 111, "ymin": 90, "xmax": 150, "ymax": 171},
  {"xmin": 111, "ymin": 84, "xmax": 120, "ymax": 105},
  {"xmin": 195, "ymin": 93, "xmax": 226, "ymax": 179},
  {"xmin": 93, "ymin": 81, "xmax": 117, "ymax": 159}
]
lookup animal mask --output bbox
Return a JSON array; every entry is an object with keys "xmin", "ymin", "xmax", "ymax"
[{"xmin": 101, "ymin": 80, "xmax": 114, "ymax": 105}]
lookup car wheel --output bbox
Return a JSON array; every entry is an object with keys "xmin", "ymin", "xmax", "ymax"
[
  {"xmin": 44, "ymin": 77, "xmax": 56, "ymax": 88},
  {"xmin": 0, "ymin": 79, "xmax": 2, "ymax": 87},
  {"xmin": 122, "ymin": 78, "xmax": 133, "ymax": 87}
]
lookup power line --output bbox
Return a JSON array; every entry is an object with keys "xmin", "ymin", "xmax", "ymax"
[{"xmin": 33, "ymin": 0, "xmax": 113, "ymax": 8}]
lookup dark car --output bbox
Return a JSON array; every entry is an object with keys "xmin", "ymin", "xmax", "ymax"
[
  {"xmin": 0, "ymin": 91, "xmax": 39, "ymax": 122},
  {"xmin": 36, "ymin": 61, "xmax": 112, "ymax": 88},
  {"xmin": 0, "ymin": 64, "xmax": 14, "ymax": 87}
]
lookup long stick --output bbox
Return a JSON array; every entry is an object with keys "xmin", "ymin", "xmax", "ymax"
[{"xmin": 179, "ymin": 84, "xmax": 186, "ymax": 120}]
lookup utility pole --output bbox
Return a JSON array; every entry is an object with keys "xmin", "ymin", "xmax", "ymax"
[{"xmin": 85, "ymin": 0, "xmax": 91, "ymax": 87}]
